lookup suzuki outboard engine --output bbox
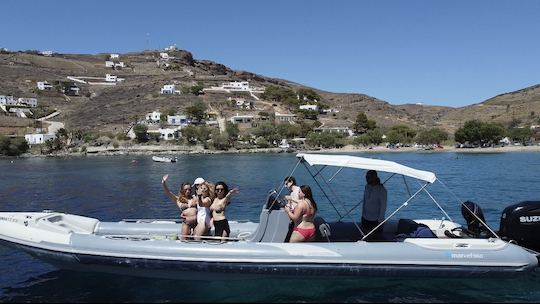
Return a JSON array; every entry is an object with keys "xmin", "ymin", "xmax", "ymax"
[{"xmin": 499, "ymin": 201, "xmax": 540, "ymax": 253}]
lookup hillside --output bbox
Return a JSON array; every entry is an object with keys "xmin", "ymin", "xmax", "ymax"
[{"xmin": 1, "ymin": 49, "xmax": 539, "ymax": 138}]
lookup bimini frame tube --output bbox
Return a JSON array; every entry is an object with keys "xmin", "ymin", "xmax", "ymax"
[{"xmin": 361, "ymin": 182, "xmax": 430, "ymax": 241}]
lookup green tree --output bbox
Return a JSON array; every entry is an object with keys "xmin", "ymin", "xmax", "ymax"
[
  {"xmin": 0, "ymin": 136, "xmax": 29, "ymax": 156},
  {"xmin": 366, "ymin": 128, "xmax": 384, "ymax": 145},
  {"xmin": 387, "ymin": 125, "xmax": 417, "ymax": 144},
  {"xmin": 353, "ymin": 112, "xmax": 377, "ymax": 134},
  {"xmin": 210, "ymin": 130, "xmax": 231, "ymax": 150},
  {"xmin": 190, "ymin": 83, "xmax": 204, "ymax": 96},
  {"xmin": 261, "ymin": 85, "xmax": 296, "ymax": 102},
  {"xmin": 225, "ymin": 121, "xmax": 239, "ymax": 141},
  {"xmin": 416, "ymin": 128, "xmax": 449, "ymax": 145},
  {"xmin": 133, "ymin": 124, "xmax": 148, "ymax": 143},
  {"xmin": 296, "ymin": 88, "xmax": 321, "ymax": 102},
  {"xmin": 186, "ymin": 101, "xmax": 207, "ymax": 123},
  {"xmin": 508, "ymin": 127, "xmax": 532, "ymax": 144}
]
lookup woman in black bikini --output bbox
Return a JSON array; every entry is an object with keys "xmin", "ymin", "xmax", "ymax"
[{"xmin": 209, "ymin": 181, "xmax": 239, "ymax": 239}]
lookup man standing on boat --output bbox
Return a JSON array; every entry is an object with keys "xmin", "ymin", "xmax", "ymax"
[{"xmin": 361, "ymin": 170, "xmax": 387, "ymax": 240}]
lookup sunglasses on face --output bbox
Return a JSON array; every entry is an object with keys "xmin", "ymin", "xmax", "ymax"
[{"xmin": 216, "ymin": 188, "xmax": 225, "ymax": 192}]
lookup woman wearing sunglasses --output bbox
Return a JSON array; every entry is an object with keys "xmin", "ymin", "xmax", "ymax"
[{"xmin": 210, "ymin": 181, "xmax": 239, "ymax": 239}]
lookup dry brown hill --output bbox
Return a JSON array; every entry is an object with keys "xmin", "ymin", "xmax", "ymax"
[{"xmin": 1, "ymin": 49, "xmax": 539, "ymax": 137}]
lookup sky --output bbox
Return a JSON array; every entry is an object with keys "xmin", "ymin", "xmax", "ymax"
[{"xmin": 2, "ymin": 0, "xmax": 540, "ymax": 107}]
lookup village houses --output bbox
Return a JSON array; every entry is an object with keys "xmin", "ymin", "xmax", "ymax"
[
  {"xmin": 275, "ymin": 112, "xmax": 296, "ymax": 123},
  {"xmin": 25, "ymin": 134, "xmax": 55, "ymax": 145},
  {"xmin": 160, "ymin": 84, "xmax": 181, "ymax": 95}
]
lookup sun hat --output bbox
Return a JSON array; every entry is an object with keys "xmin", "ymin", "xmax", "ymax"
[{"xmin": 192, "ymin": 177, "xmax": 205, "ymax": 187}]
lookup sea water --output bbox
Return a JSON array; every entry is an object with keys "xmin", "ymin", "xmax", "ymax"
[{"xmin": 1, "ymin": 152, "xmax": 540, "ymax": 302}]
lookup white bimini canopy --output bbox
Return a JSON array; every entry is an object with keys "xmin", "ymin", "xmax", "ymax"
[{"xmin": 296, "ymin": 153, "xmax": 437, "ymax": 183}]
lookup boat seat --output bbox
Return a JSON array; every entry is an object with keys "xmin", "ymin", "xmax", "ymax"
[{"xmin": 314, "ymin": 216, "xmax": 331, "ymax": 242}]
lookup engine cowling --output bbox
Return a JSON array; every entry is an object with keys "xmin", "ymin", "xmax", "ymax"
[{"xmin": 499, "ymin": 201, "xmax": 540, "ymax": 253}]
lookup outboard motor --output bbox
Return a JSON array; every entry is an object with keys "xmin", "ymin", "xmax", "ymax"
[
  {"xmin": 499, "ymin": 201, "xmax": 540, "ymax": 252},
  {"xmin": 461, "ymin": 201, "xmax": 495, "ymax": 238}
]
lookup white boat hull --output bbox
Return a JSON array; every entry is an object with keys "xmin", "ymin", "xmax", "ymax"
[{"xmin": 0, "ymin": 211, "xmax": 538, "ymax": 279}]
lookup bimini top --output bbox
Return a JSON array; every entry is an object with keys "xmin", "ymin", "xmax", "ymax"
[{"xmin": 296, "ymin": 153, "xmax": 437, "ymax": 183}]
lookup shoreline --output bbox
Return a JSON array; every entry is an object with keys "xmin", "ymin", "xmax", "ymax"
[{"xmin": 6, "ymin": 144, "xmax": 540, "ymax": 158}]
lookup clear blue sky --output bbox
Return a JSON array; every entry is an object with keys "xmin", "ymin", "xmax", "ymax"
[{"xmin": 2, "ymin": 0, "xmax": 540, "ymax": 107}]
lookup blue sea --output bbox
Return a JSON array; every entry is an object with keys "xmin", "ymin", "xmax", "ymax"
[{"xmin": 1, "ymin": 152, "xmax": 540, "ymax": 302}]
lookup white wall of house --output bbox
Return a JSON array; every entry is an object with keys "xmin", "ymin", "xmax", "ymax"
[
  {"xmin": 160, "ymin": 52, "xmax": 169, "ymax": 60},
  {"xmin": 0, "ymin": 95, "xmax": 16, "ymax": 106},
  {"xmin": 105, "ymin": 74, "xmax": 117, "ymax": 82},
  {"xmin": 222, "ymin": 81, "xmax": 250, "ymax": 91},
  {"xmin": 275, "ymin": 112, "xmax": 296, "ymax": 122},
  {"xmin": 110, "ymin": 54, "xmax": 119, "ymax": 59},
  {"xmin": 17, "ymin": 98, "xmax": 38, "ymax": 107},
  {"xmin": 230, "ymin": 114, "xmax": 254, "ymax": 124},
  {"xmin": 160, "ymin": 84, "xmax": 176, "ymax": 94},
  {"xmin": 167, "ymin": 115, "xmax": 188, "ymax": 126},
  {"xmin": 159, "ymin": 128, "xmax": 180, "ymax": 140},
  {"xmin": 37, "ymin": 81, "xmax": 53, "ymax": 90},
  {"xmin": 299, "ymin": 104, "xmax": 319, "ymax": 111},
  {"xmin": 146, "ymin": 111, "xmax": 162, "ymax": 122},
  {"xmin": 25, "ymin": 134, "xmax": 55, "ymax": 145},
  {"xmin": 315, "ymin": 127, "xmax": 353, "ymax": 137},
  {"xmin": 105, "ymin": 61, "xmax": 114, "ymax": 67}
]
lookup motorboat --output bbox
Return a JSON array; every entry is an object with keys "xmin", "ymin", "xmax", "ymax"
[
  {"xmin": 1, "ymin": 153, "xmax": 539, "ymax": 280},
  {"xmin": 152, "ymin": 156, "xmax": 177, "ymax": 163}
]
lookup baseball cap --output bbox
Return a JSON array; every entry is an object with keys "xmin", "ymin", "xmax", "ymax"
[{"xmin": 192, "ymin": 177, "xmax": 205, "ymax": 187}]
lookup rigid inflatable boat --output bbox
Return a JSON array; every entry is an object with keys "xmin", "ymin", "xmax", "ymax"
[{"xmin": 1, "ymin": 153, "xmax": 539, "ymax": 279}]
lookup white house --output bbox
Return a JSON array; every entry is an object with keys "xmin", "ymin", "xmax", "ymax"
[
  {"xmin": 37, "ymin": 81, "xmax": 53, "ymax": 91},
  {"xmin": 110, "ymin": 53, "xmax": 119, "ymax": 59},
  {"xmin": 160, "ymin": 84, "xmax": 180, "ymax": 95},
  {"xmin": 230, "ymin": 114, "xmax": 254, "ymax": 124},
  {"xmin": 115, "ymin": 62, "xmax": 125, "ymax": 68},
  {"xmin": 222, "ymin": 81, "xmax": 250, "ymax": 91},
  {"xmin": 17, "ymin": 97, "xmax": 38, "ymax": 107},
  {"xmin": 160, "ymin": 52, "xmax": 169, "ymax": 60},
  {"xmin": 275, "ymin": 112, "xmax": 296, "ymax": 123},
  {"xmin": 105, "ymin": 61, "xmax": 114, "ymax": 68},
  {"xmin": 146, "ymin": 111, "xmax": 162, "ymax": 122},
  {"xmin": 159, "ymin": 128, "xmax": 180, "ymax": 141},
  {"xmin": 40, "ymin": 51, "xmax": 53, "ymax": 57},
  {"xmin": 299, "ymin": 104, "xmax": 319, "ymax": 111},
  {"xmin": 0, "ymin": 95, "xmax": 17, "ymax": 106},
  {"xmin": 105, "ymin": 74, "xmax": 117, "ymax": 82},
  {"xmin": 167, "ymin": 114, "xmax": 188, "ymax": 126},
  {"xmin": 25, "ymin": 134, "xmax": 55, "ymax": 145}
]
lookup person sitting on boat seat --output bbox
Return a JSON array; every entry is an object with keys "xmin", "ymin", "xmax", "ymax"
[
  {"xmin": 193, "ymin": 180, "xmax": 214, "ymax": 240},
  {"xmin": 210, "ymin": 181, "xmax": 239, "ymax": 240},
  {"xmin": 161, "ymin": 175, "xmax": 198, "ymax": 240},
  {"xmin": 284, "ymin": 185, "xmax": 318, "ymax": 242},
  {"xmin": 361, "ymin": 170, "xmax": 387, "ymax": 241}
]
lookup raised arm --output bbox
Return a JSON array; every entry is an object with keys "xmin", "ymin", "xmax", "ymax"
[
  {"xmin": 161, "ymin": 175, "xmax": 179, "ymax": 204},
  {"xmin": 224, "ymin": 188, "xmax": 239, "ymax": 203}
]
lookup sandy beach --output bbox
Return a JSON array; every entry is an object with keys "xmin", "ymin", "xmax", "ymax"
[{"xmin": 64, "ymin": 143, "xmax": 540, "ymax": 157}]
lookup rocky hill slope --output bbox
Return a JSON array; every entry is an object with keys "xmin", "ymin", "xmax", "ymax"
[{"xmin": 1, "ymin": 49, "xmax": 539, "ymax": 137}]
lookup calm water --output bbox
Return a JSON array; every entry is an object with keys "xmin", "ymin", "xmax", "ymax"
[{"xmin": 1, "ymin": 152, "xmax": 540, "ymax": 302}]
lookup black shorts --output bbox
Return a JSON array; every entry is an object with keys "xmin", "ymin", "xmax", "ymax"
[{"xmin": 214, "ymin": 219, "xmax": 230, "ymax": 237}]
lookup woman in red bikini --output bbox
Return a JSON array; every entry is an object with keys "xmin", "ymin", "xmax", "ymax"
[{"xmin": 284, "ymin": 185, "xmax": 317, "ymax": 242}]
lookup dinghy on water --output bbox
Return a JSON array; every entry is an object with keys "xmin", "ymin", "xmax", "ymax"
[
  {"xmin": 1, "ymin": 153, "xmax": 539, "ymax": 280},
  {"xmin": 152, "ymin": 156, "xmax": 177, "ymax": 163}
]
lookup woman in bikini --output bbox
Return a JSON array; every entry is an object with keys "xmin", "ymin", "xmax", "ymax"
[
  {"xmin": 193, "ymin": 181, "xmax": 214, "ymax": 240},
  {"xmin": 210, "ymin": 182, "xmax": 239, "ymax": 239},
  {"xmin": 284, "ymin": 185, "xmax": 317, "ymax": 242},
  {"xmin": 161, "ymin": 175, "xmax": 197, "ymax": 240}
]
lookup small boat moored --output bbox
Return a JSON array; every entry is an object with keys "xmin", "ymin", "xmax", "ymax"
[{"xmin": 152, "ymin": 156, "xmax": 177, "ymax": 163}]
